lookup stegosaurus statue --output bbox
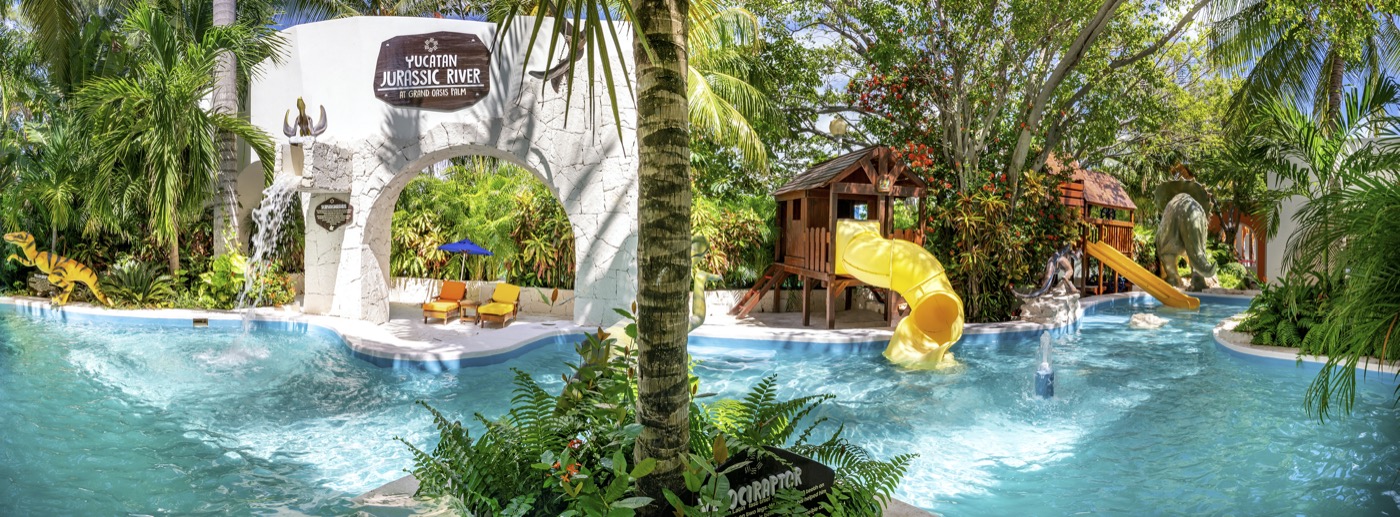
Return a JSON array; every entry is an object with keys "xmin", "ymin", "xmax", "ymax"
[{"xmin": 4, "ymin": 232, "xmax": 111, "ymax": 306}]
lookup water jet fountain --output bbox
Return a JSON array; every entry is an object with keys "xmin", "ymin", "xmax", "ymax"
[{"xmin": 1035, "ymin": 331, "xmax": 1054, "ymax": 399}]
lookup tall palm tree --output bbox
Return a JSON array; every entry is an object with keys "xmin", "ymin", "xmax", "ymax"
[
  {"xmin": 11, "ymin": 118, "xmax": 88, "ymax": 251},
  {"xmin": 1259, "ymin": 79, "xmax": 1400, "ymax": 277},
  {"xmin": 76, "ymin": 0, "xmax": 275, "ymax": 273},
  {"xmin": 481, "ymin": 0, "xmax": 695, "ymax": 507},
  {"xmin": 213, "ymin": 0, "xmax": 241, "ymax": 253},
  {"xmin": 1208, "ymin": 0, "xmax": 1400, "ymax": 127}
]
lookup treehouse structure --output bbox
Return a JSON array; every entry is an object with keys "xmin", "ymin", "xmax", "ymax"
[
  {"xmin": 729, "ymin": 146, "xmax": 928, "ymax": 328},
  {"xmin": 1050, "ymin": 156, "xmax": 1138, "ymax": 295}
]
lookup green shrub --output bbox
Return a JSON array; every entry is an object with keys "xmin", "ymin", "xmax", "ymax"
[
  {"xmin": 100, "ymin": 259, "xmax": 176, "ymax": 308},
  {"xmin": 1235, "ymin": 272, "xmax": 1338, "ymax": 349},
  {"xmin": 196, "ymin": 253, "xmax": 296, "ymax": 309},
  {"xmin": 401, "ymin": 316, "xmax": 911, "ymax": 515},
  {"xmin": 692, "ymin": 196, "xmax": 775, "ymax": 289},
  {"xmin": 921, "ymin": 167, "xmax": 1082, "ymax": 322},
  {"xmin": 198, "ymin": 253, "xmax": 247, "ymax": 309},
  {"xmin": 1216, "ymin": 262, "xmax": 1257, "ymax": 290}
]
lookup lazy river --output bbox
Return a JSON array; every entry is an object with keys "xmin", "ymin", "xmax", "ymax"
[{"xmin": 1, "ymin": 297, "xmax": 1397, "ymax": 515}]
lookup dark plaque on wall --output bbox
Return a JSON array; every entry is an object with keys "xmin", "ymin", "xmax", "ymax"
[
  {"xmin": 314, "ymin": 197, "xmax": 353, "ymax": 231},
  {"xmin": 373, "ymin": 31, "xmax": 491, "ymax": 110}
]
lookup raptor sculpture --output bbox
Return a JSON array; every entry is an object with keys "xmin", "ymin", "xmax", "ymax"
[
  {"xmin": 1014, "ymin": 245, "xmax": 1080, "ymax": 299},
  {"xmin": 282, "ymin": 97, "xmax": 327, "ymax": 139},
  {"xmin": 1155, "ymin": 180, "xmax": 1218, "ymax": 291},
  {"xmin": 4, "ymin": 232, "xmax": 110, "ymax": 306}
]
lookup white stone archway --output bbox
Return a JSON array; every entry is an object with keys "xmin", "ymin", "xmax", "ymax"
[{"xmin": 248, "ymin": 17, "xmax": 637, "ymax": 325}]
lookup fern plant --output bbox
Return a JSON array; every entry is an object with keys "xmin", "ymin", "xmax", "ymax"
[
  {"xmin": 671, "ymin": 375, "xmax": 915, "ymax": 516},
  {"xmin": 401, "ymin": 311, "xmax": 913, "ymax": 516},
  {"xmin": 100, "ymin": 258, "xmax": 176, "ymax": 308},
  {"xmin": 1235, "ymin": 271, "xmax": 1338, "ymax": 349}
]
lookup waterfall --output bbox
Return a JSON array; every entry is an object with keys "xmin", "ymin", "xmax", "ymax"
[{"xmin": 236, "ymin": 174, "xmax": 302, "ymax": 332}]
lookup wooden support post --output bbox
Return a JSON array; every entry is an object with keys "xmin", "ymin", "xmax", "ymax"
[
  {"xmin": 885, "ymin": 289, "xmax": 896, "ymax": 326},
  {"xmin": 775, "ymin": 277, "xmax": 784, "ymax": 313},
  {"xmin": 917, "ymin": 195, "xmax": 926, "ymax": 241},
  {"xmin": 802, "ymin": 277, "xmax": 812, "ymax": 327},
  {"xmin": 826, "ymin": 278, "xmax": 837, "ymax": 329}
]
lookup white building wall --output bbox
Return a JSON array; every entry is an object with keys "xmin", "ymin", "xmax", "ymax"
[{"xmin": 248, "ymin": 17, "xmax": 638, "ymax": 325}]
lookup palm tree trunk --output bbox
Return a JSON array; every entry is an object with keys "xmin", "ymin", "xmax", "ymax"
[
  {"xmin": 212, "ymin": 0, "xmax": 240, "ymax": 254},
  {"xmin": 168, "ymin": 231, "xmax": 180, "ymax": 275},
  {"xmin": 1326, "ymin": 48, "xmax": 1344, "ymax": 129},
  {"xmin": 633, "ymin": 0, "xmax": 691, "ymax": 510}
]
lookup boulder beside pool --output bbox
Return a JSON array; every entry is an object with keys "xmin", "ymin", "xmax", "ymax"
[{"xmin": 1129, "ymin": 313, "xmax": 1169, "ymax": 329}]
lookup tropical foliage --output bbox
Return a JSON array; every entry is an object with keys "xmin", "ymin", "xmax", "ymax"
[
  {"xmin": 1250, "ymin": 78, "xmax": 1400, "ymax": 418},
  {"xmin": 100, "ymin": 258, "xmax": 178, "ymax": 308},
  {"xmin": 922, "ymin": 166, "xmax": 1081, "ymax": 322},
  {"xmin": 1234, "ymin": 271, "xmax": 1336, "ymax": 349},
  {"xmin": 402, "ymin": 319, "xmax": 911, "ymax": 515},
  {"xmin": 389, "ymin": 159, "xmax": 575, "ymax": 287}
]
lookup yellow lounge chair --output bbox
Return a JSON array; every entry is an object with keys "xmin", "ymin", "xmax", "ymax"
[
  {"xmin": 478, "ymin": 282, "xmax": 521, "ymax": 328},
  {"xmin": 422, "ymin": 280, "xmax": 468, "ymax": 324}
]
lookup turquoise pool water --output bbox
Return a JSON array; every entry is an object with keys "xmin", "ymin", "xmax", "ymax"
[{"xmin": 1, "ymin": 298, "xmax": 1397, "ymax": 515}]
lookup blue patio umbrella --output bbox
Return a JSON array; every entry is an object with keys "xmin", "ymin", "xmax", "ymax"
[{"xmin": 438, "ymin": 237, "xmax": 494, "ymax": 280}]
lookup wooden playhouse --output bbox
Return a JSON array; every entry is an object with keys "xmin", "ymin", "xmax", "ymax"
[
  {"xmin": 1049, "ymin": 156, "xmax": 1138, "ymax": 294},
  {"xmin": 729, "ymin": 146, "xmax": 928, "ymax": 328}
]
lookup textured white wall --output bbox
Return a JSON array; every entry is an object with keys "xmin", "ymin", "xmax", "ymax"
[{"xmin": 249, "ymin": 17, "xmax": 638, "ymax": 325}]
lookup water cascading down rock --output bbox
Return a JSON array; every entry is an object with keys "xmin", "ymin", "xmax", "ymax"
[{"xmin": 236, "ymin": 175, "xmax": 302, "ymax": 331}]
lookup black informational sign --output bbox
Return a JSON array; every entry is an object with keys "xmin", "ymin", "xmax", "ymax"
[
  {"xmin": 373, "ymin": 31, "xmax": 491, "ymax": 110},
  {"xmin": 701, "ymin": 446, "xmax": 836, "ymax": 516},
  {"xmin": 314, "ymin": 197, "xmax": 353, "ymax": 231}
]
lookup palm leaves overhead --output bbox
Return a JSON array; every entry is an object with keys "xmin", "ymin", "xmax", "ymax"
[
  {"xmin": 1208, "ymin": 0, "xmax": 1400, "ymax": 125},
  {"xmin": 1258, "ymin": 78, "xmax": 1400, "ymax": 275},
  {"xmin": 686, "ymin": 4, "xmax": 775, "ymax": 170},
  {"xmin": 76, "ymin": 0, "xmax": 276, "ymax": 273}
]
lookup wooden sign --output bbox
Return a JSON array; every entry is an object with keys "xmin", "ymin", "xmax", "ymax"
[
  {"xmin": 314, "ymin": 197, "xmax": 353, "ymax": 231},
  {"xmin": 373, "ymin": 31, "xmax": 491, "ymax": 110},
  {"xmin": 699, "ymin": 446, "xmax": 836, "ymax": 515}
]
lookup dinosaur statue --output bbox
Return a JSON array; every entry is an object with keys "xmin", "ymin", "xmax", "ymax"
[
  {"xmin": 282, "ymin": 97, "xmax": 327, "ymax": 139},
  {"xmin": 688, "ymin": 236, "xmax": 724, "ymax": 331},
  {"xmin": 4, "ymin": 232, "xmax": 110, "ymax": 306},
  {"xmin": 527, "ymin": 1, "xmax": 587, "ymax": 92},
  {"xmin": 1154, "ymin": 180, "xmax": 1218, "ymax": 291},
  {"xmin": 1014, "ymin": 245, "xmax": 1080, "ymax": 299}
]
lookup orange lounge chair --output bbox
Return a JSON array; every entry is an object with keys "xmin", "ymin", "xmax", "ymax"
[
  {"xmin": 478, "ymin": 282, "xmax": 521, "ymax": 328},
  {"xmin": 422, "ymin": 280, "xmax": 468, "ymax": 324}
]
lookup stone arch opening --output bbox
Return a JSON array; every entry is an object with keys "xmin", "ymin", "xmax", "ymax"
[{"xmin": 380, "ymin": 152, "xmax": 580, "ymax": 289}]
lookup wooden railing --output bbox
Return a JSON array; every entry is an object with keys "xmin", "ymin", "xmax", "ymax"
[
  {"xmin": 892, "ymin": 228, "xmax": 924, "ymax": 245},
  {"xmin": 805, "ymin": 227, "xmax": 831, "ymax": 274},
  {"xmin": 1088, "ymin": 218, "xmax": 1135, "ymax": 257}
]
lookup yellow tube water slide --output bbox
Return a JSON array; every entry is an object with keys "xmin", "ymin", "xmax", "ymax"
[{"xmin": 834, "ymin": 220, "xmax": 964, "ymax": 369}]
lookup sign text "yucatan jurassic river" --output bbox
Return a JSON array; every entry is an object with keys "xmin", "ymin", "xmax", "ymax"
[{"xmin": 373, "ymin": 31, "xmax": 491, "ymax": 110}]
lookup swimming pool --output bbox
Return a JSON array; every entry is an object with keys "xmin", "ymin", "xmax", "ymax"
[{"xmin": 0, "ymin": 298, "xmax": 1396, "ymax": 515}]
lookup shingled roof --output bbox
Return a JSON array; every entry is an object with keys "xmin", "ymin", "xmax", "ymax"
[
  {"xmin": 1046, "ymin": 155, "xmax": 1137, "ymax": 212},
  {"xmin": 773, "ymin": 147, "xmax": 878, "ymax": 196}
]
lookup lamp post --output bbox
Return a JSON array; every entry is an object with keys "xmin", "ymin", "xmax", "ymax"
[{"xmin": 829, "ymin": 116, "xmax": 848, "ymax": 137}]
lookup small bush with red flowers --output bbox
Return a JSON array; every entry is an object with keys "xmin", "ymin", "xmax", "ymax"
[{"xmin": 901, "ymin": 145, "xmax": 1082, "ymax": 322}]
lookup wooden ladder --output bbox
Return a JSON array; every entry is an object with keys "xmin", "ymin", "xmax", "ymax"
[{"xmin": 729, "ymin": 264, "xmax": 788, "ymax": 318}]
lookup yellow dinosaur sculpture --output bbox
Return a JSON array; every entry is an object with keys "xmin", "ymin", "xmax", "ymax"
[{"xmin": 4, "ymin": 232, "xmax": 110, "ymax": 306}]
